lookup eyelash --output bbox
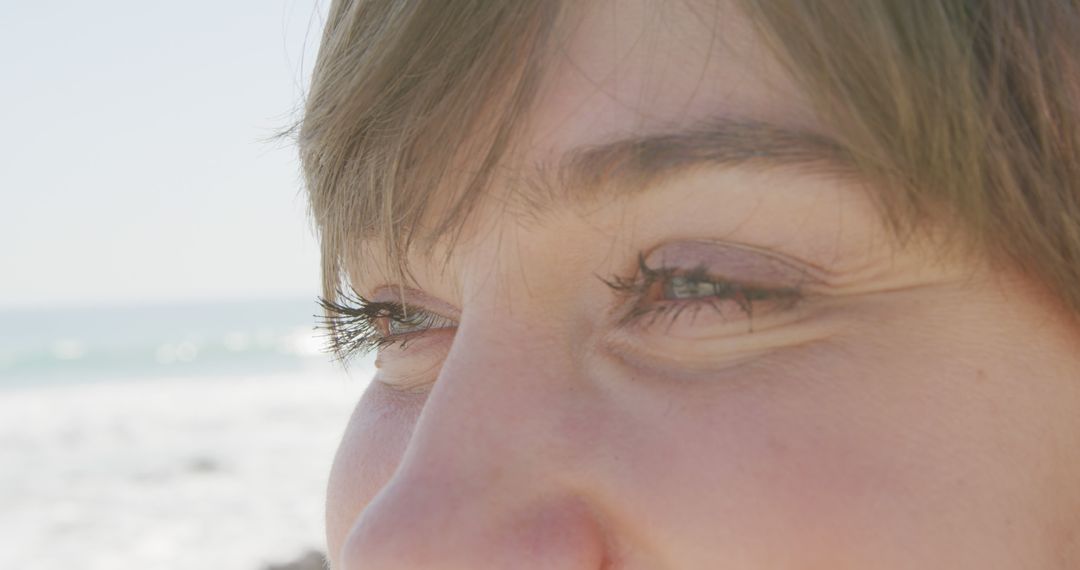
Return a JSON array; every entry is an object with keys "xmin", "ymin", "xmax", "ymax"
[{"xmin": 316, "ymin": 253, "xmax": 804, "ymax": 362}]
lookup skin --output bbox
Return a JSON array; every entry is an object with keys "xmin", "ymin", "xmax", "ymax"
[{"xmin": 325, "ymin": 1, "xmax": 1080, "ymax": 568}]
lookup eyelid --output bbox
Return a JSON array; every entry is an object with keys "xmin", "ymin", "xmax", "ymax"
[{"xmin": 641, "ymin": 239, "xmax": 829, "ymax": 288}]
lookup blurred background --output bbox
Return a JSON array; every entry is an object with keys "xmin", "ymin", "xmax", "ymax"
[{"xmin": 0, "ymin": 2, "xmax": 370, "ymax": 568}]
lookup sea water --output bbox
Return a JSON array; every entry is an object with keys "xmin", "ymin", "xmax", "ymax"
[
  {"xmin": 0, "ymin": 298, "xmax": 342, "ymax": 388},
  {"xmin": 0, "ymin": 298, "xmax": 373, "ymax": 570}
]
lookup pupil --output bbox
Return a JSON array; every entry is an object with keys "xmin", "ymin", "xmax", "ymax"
[
  {"xmin": 388, "ymin": 312, "xmax": 425, "ymax": 335},
  {"xmin": 665, "ymin": 276, "xmax": 717, "ymax": 300}
]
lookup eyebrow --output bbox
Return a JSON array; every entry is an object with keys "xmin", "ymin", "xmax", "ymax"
[
  {"xmin": 349, "ymin": 117, "xmax": 859, "ymax": 265},
  {"xmin": 521, "ymin": 117, "xmax": 858, "ymax": 211}
]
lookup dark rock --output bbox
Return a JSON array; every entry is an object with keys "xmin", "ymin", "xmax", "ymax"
[
  {"xmin": 188, "ymin": 456, "xmax": 220, "ymax": 473},
  {"xmin": 263, "ymin": 549, "xmax": 326, "ymax": 570}
]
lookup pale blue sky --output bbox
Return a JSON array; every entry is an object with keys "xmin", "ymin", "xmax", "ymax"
[{"xmin": 1, "ymin": 1, "xmax": 329, "ymax": 309}]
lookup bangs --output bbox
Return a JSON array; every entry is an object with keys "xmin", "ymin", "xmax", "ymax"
[{"xmin": 298, "ymin": 0, "xmax": 564, "ymax": 300}]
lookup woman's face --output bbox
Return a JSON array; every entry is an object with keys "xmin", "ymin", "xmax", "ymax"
[{"xmin": 325, "ymin": 1, "xmax": 1080, "ymax": 567}]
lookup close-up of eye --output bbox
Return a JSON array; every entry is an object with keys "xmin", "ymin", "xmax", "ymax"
[
  {"xmin": 317, "ymin": 290, "xmax": 458, "ymax": 363},
  {"xmin": 601, "ymin": 250, "xmax": 806, "ymax": 332}
]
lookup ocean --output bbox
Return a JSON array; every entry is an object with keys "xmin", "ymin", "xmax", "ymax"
[
  {"xmin": 0, "ymin": 298, "xmax": 340, "ymax": 388},
  {"xmin": 0, "ymin": 298, "xmax": 373, "ymax": 570}
]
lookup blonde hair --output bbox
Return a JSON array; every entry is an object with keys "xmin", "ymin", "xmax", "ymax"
[{"xmin": 298, "ymin": 0, "xmax": 1080, "ymax": 320}]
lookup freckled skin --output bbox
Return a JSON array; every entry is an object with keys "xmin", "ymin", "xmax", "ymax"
[{"xmin": 323, "ymin": 1, "xmax": 1080, "ymax": 568}]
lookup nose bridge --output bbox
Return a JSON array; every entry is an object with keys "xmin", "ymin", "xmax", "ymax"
[
  {"xmin": 338, "ymin": 308, "xmax": 609, "ymax": 569},
  {"xmin": 412, "ymin": 308, "xmax": 579, "ymax": 474}
]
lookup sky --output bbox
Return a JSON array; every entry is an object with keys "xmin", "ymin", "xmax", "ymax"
[{"xmin": 0, "ymin": 1, "xmax": 330, "ymax": 309}]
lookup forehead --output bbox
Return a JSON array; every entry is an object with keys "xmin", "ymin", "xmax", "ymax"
[{"xmin": 522, "ymin": 0, "xmax": 821, "ymax": 164}]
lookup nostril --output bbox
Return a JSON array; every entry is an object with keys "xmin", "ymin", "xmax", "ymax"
[
  {"xmin": 337, "ymin": 487, "xmax": 422, "ymax": 569},
  {"xmin": 337, "ymin": 483, "xmax": 610, "ymax": 569}
]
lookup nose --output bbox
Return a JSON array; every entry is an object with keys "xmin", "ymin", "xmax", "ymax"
[{"xmin": 336, "ymin": 316, "xmax": 611, "ymax": 569}]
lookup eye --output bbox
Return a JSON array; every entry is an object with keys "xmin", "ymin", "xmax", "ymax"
[
  {"xmin": 316, "ymin": 289, "xmax": 457, "ymax": 362},
  {"xmin": 385, "ymin": 306, "xmax": 456, "ymax": 337},
  {"xmin": 601, "ymin": 244, "xmax": 809, "ymax": 333}
]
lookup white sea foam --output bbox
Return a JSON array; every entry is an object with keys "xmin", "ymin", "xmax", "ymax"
[
  {"xmin": 223, "ymin": 332, "xmax": 252, "ymax": 353},
  {"xmin": 50, "ymin": 339, "xmax": 87, "ymax": 361},
  {"xmin": 288, "ymin": 327, "xmax": 326, "ymax": 357},
  {"xmin": 0, "ymin": 364, "xmax": 373, "ymax": 570}
]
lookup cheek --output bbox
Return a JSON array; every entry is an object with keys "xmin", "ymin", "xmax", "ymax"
[
  {"xmin": 325, "ymin": 382, "xmax": 425, "ymax": 560},
  {"xmin": 583, "ymin": 364, "xmax": 913, "ymax": 565},
  {"xmin": 602, "ymin": 339, "xmax": 1072, "ymax": 567}
]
